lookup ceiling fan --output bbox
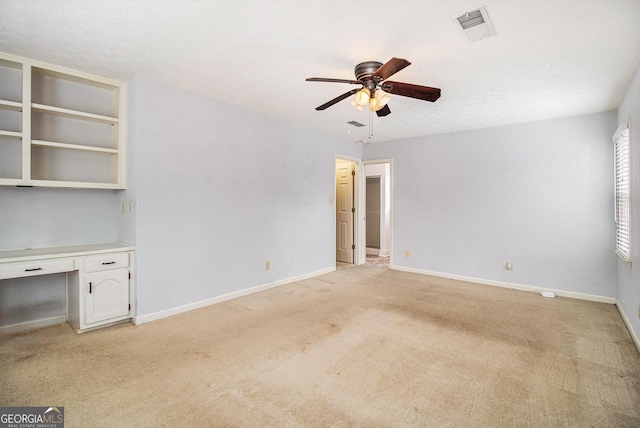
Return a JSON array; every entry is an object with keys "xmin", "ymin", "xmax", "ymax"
[{"xmin": 306, "ymin": 57, "xmax": 441, "ymax": 117}]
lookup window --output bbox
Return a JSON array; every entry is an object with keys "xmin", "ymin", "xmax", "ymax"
[{"xmin": 614, "ymin": 123, "xmax": 631, "ymax": 262}]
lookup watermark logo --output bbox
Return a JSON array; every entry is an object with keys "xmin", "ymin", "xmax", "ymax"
[{"xmin": 0, "ymin": 407, "xmax": 64, "ymax": 428}]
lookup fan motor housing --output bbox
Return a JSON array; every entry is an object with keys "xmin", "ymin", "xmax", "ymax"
[{"xmin": 354, "ymin": 61, "xmax": 383, "ymax": 81}]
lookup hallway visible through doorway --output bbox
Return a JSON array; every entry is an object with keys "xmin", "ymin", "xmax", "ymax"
[
  {"xmin": 365, "ymin": 255, "xmax": 390, "ymax": 268},
  {"xmin": 364, "ymin": 161, "xmax": 391, "ymax": 264}
]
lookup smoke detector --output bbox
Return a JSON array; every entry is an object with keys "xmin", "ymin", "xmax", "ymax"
[{"xmin": 452, "ymin": 5, "xmax": 496, "ymax": 42}]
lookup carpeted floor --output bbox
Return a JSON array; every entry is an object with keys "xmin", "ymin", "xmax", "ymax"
[{"xmin": 1, "ymin": 266, "xmax": 639, "ymax": 427}]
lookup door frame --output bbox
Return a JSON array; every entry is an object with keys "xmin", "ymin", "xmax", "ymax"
[
  {"xmin": 334, "ymin": 154, "xmax": 363, "ymax": 266},
  {"xmin": 362, "ymin": 159, "xmax": 393, "ymax": 267}
]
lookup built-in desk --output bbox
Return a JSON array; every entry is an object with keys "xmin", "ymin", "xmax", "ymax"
[{"xmin": 0, "ymin": 242, "xmax": 135, "ymax": 334}]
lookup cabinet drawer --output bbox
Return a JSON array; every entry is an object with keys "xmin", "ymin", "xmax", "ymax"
[
  {"xmin": 84, "ymin": 253, "xmax": 129, "ymax": 273},
  {"xmin": 0, "ymin": 258, "xmax": 74, "ymax": 279}
]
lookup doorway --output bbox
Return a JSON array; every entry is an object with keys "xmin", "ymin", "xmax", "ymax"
[
  {"xmin": 366, "ymin": 176, "xmax": 381, "ymax": 252},
  {"xmin": 364, "ymin": 161, "xmax": 391, "ymax": 267}
]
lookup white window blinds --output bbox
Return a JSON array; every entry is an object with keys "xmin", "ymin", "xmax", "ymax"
[{"xmin": 614, "ymin": 123, "xmax": 631, "ymax": 262}]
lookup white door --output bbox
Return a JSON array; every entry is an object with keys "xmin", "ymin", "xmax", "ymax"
[{"xmin": 336, "ymin": 160, "xmax": 355, "ymax": 263}]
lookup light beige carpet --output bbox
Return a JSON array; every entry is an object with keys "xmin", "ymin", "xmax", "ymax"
[{"xmin": 1, "ymin": 266, "xmax": 639, "ymax": 427}]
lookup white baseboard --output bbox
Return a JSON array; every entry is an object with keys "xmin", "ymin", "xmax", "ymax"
[
  {"xmin": 390, "ymin": 265, "xmax": 617, "ymax": 304},
  {"xmin": 133, "ymin": 267, "xmax": 336, "ymax": 325},
  {"xmin": 0, "ymin": 315, "xmax": 66, "ymax": 336},
  {"xmin": 616, "ymin": 300, "xmax": 640, "ymax": 354}
]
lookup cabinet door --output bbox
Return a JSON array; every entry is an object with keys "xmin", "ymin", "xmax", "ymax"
[{"xmin": 85, "ymin": 268, "xmax": 129, "ymax": 325}]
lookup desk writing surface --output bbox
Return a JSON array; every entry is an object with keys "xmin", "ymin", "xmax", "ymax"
[{"xmin": 0, "ymin": 242, "xmax": 134, "ymax": 264}]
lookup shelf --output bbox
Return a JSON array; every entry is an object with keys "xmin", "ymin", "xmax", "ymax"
[
  {"xmin": 32, "ymin": 103, "xmax": 119, "ymax": 125},
  {"xmin": 32, "ymin": 66, "xmax": 120, "ymax": 91},
  {"xmin": 32, "ymin": 140, "xmax": 118, "ymax": 154},
  {"xmin": 28, "ymin": 180, "xmax": 123, "ymax": 189},
  {"xmin": 0, "ymin": 100, "xmax": 22, "ymax": 111},
  {"xmin": 0, "ymin": 178, "xmax": 22, "ymax": 186},
  {"xmin": 0, "ymin": 52, "xmax": 126, "ymax": 189},
  {"xmin": 0, "ymin": 130, "xmax": 22, "ymax": 139}
]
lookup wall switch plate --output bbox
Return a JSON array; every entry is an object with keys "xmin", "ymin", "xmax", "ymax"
[
  {"xmin": 506, "ymin": 261, "xmax": 513, "ymax": 271},
  {"xmin": 286, "ymin": 257, "xmax": 291, "ymax": 265},
  {"xmin": 405, "ymin": 250, "xmax": 410, "ymax": 257},
  {"xmin": 265, "ymin": 261, "xmax": 270, "ymax": 271}
]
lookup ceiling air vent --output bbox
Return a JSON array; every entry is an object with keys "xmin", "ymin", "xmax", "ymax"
[
  {"xmin": 347, "ymin": 121, "xmax": 365, "ymax": 127},
  {"xmin": 452, "ymin": 5, "xmax": 496, "ymax": 42}
]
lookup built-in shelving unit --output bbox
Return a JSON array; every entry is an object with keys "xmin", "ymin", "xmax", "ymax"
[{"xmin": 0, "ymin": 52, "xmax": 126, "ymax": 189}]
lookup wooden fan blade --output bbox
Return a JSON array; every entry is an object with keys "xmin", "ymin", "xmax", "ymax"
[
  {"xmin": 381, "ymin": 81, "xmax": 441, "ymax": 102},
  {"xmin": 306, "ymin": 77, "xmax": 361, "ymax": 84},
  {"xmin": 376, "ymin": 104, "xmax": 391, "ymax": 117},
  {"xmin": 316, "ymin": 89, "xmax": 359, "ymax": 110},
  {"xmin": 372, "ymin": 58, "xmax": 411, "ymax": 81}
]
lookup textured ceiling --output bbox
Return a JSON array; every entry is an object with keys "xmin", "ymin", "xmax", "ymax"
[{"xmin": 1, "ymin": 0, "xmax": 640, "ymax": 142}]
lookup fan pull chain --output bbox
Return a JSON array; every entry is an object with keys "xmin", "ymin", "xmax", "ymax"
[{"xmin": 369, "ymin": 109, "xmax": 374, "ymax": 139}]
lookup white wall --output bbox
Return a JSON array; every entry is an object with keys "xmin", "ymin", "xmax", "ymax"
[
  {"xmin": 616, "ymin": 63, "xmax": 640, "ymax": 345},
  {"xmin": 127, "ymin": 77, "xmax": 360, "ymax": 318},
  {"xmin": 0, "ymin": 187, "xmax": 118, "ymax": 249},
  {"xmin": 364, "ymin": 111, "xmax": 618, "ymax": 298}
]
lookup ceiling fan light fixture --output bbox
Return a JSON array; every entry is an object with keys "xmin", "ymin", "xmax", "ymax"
[
  {"xmin": 369, "ymin": 97, "xmax": 382, "ymax": 112},
  {"xmin": 307, "ymin": 57, "xmax": 441, "ymax": 115},
  {"xmin": 368, "ymin": 89, "xmax": 391, "ymax": 111},
  {"xmin": 351, "ymin": 100, "xmax": 364, "ymax": 111},
  {"xmin": 354, "ymin": 88, "xmax": 371, "ymax": 106},
  {"xmin": 375, "ymin": 89, "xmax": 391, "ymax": 107}
]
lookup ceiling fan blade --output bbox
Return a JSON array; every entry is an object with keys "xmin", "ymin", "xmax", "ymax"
[
  {"xmin": 306, "ymin": 77, "xmax": 361, "ymax": 84},
  {"xmin": 372, "ymin": 58, "xmax": 411, "ymax": 81},
  {"xmin": 315, "ymin": 89, "xmax": 359, "ymax": 110},
  {"xmin": 381, "ymin": 81, "xmax": 441, "ymax": 102},
  {"xmin": 376, "ymin": 104, "xmax": 391, "ymax": 117}
]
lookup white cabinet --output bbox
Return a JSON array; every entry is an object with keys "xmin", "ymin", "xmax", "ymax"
[
  {"xmin": 0, "ymin": 52, "xmax": 126, "ymax": 189},
  {"xmin": 0, "ymin": 243, "xmax": 134, "ymax": 334},
  {"xmin": 69, "ymin": 249, "xmax": 134, "ymax": 332}
]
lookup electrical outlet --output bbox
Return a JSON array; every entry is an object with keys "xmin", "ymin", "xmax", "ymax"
[
  {"xmin": 506, "ymin": 261, "xmax": 513, "ymax": 271},
  {"xmin": 286, "ymin": 257, "xmax": 291, "ymax": 265},
  {"xmin": 265, "ymin": 261, "xmax": 270, "ymax": 271},
  {"xmin": 404, "ymin": 250, "xmax": 410, "ymax": 257}
]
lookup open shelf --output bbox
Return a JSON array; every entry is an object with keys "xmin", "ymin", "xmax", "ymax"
[
  {"xmin": 0, "ymin": 52, "xmax": 126, "ymax": 189},
  {"xmin": 0, "ymin": 58, "xmax": 22, "ymax": 104},
  {"xmin": 0, "ymin": 135, "xmax": 22, "ymax": 180},
  {"xmin": 0, "ymin": 130, "xmax": 22, "ymax": 139},
  {"xmin": 32, "ymin": 140, "xmax": 119, "ymax": 154},
  {"xmin": 0, "ymin": 100, "xmax": 22, "ymax": 111},
  {"xmin": 31, "ymin": 145, "xmax": 118, "ymax": 184},
  {"xmin": 32, "ymin": 103, "xmax": 119, "ymax": 125}
]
